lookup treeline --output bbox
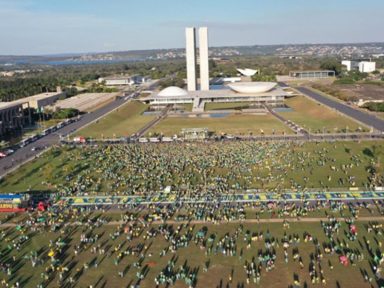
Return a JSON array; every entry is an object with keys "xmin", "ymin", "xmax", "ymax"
[
  {"xmin": 334, "ymin": 71, "xmax": 369, "ymax": 85},
  {"xmin": 362, "ymin": 102, "xmax": 384, "ymax": 112},
  {"xmin": 0, "ymin": 77, "xmax": 62, "ymax": 101},
  {"xmin": 159, "ymin": 77, "xmax": 185, "ymax": 89},
  {"xmin": 52, "ymin": 108, "xmax": 80, "ymax": 119},
  {"xmin": 0, "ymin": 60, "xmax": 186, "ymax": 102}
]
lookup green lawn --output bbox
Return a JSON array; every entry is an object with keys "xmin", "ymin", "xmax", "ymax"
[
  {"xmin": 148, "ymin": 114, "xmax": 292, "ymax": 136},
  {"xmin": 204, "ymin": 102, "xmax": 251, "ymax": 111},
  {"xmin": 0, "ymin": 216, "xmax": 382, "ymax": 288},
  {"xmin": 281, "ymin": 96, "xmax": 368, "ymax": 133},
  {"xmin": 75, "ymin": 101, "xmax": 155, "ymax": 138},
  {"xmin": 174, "ymin": 103, "xmax": 193, "ymax": 111}
]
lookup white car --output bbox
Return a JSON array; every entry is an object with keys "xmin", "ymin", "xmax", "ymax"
[{"xmin": 5, "ymin": 149, "xmax": 14, "ymax": 155}]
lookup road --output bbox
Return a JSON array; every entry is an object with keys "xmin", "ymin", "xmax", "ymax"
[
  {"xmin": 0, "ymin": 93, "xmax": 136, "ymax": 178},
  {"xmin": 264, "ymin": 104, "xmax": 309, "ymax": 135},
  {"xmin": 296, "ymin": 86, "xmax": 384, "ymax": 132},
  {"xmin": 0, "ymin": 79, "xmax": 163, "ymax": 178},
  {"xmin": 135, "ymin": 105, "xmax": 172, "ymax": 138}
]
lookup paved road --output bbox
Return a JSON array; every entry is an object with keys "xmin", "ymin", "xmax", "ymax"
[
  {"xmin": 0, "ymin": 94, "xmax": 136, "ymax": 178},
  {"xmin": 264, "ymin": 105, "xmax": 309, "ymax": 135},
  {"xmin": 296, "ymin": 86, "xmax": 384, "ymax": 132},
  {"xmin": 135, "ymin": 105, "xmax": 172, "ymax": 138}
]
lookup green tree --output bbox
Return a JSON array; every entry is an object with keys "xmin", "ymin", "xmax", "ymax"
[{"xmin": 320, "ymin": 58, "xmax": 342, "ymax": 75}]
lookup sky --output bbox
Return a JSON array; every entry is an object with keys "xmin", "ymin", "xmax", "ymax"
[{"xmin": 0, "ymin": 0, "xmax": 383, "ymax": 55}]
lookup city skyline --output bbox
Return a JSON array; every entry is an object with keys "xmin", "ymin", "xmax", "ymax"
[{"xmin": 0, "ymin": 0, "xmax": 384, "ymax": 55}]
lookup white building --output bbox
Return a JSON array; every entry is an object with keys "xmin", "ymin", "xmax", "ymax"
[
  {"xmin": 99, "ymin": 76, "xmax": 135, "ymax": 86},
  {"xmin": 358, "ymin": 61, "xmax": 376, "ymax": 73},
  {"xmin": 98, "ymin": 75, "xmax": 149, "ymax": 86},
  {"xmin": 142, "ymin": 82, "xmax": 288, "ymax": 112},
  {"xmin": 199, "ymin": 27, "xmax": 210, "ymax": 91},
  {"xmin": 185, "ymin": 28, "xmax": 197, "ymax": 91},
  {"xmin": 0, "ymin": 88, "xmax": 64, "ymax": 135},
  {"xmin": 185, "ymin": 27, "xmax": 210, "ymax": 92},
  {"xmin": 144, "ymin": 27, "xmax": 289, "ymax": 112},
  {"xmin": 342, "ymin": 60, "xmax": 376, "ymax": 73},
  {"xmin": 237, "ymin": 68, "xmax": 258, "ymax": 77}
]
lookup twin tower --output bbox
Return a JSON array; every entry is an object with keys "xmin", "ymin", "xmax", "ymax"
[{"xmin": 185, "ymin": 27, "xmax": 210, "ymax": 92}]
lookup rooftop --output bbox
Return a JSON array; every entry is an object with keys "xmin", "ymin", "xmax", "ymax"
[
  {"xmin": 145, "ymin": 85, "xmax": 288, "ymax": 100},
  {"xmin": 0, "ymin": 91, "xmax": 63, "ymax": 110},
  {"xmin": 0, "ymin": 101, "xmax": 23, "ymax": 110}
]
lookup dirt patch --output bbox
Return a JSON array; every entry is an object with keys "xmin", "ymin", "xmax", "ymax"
[{"xmin": 333, "ymin": 84, "xmax": 384, "ymax": 101}]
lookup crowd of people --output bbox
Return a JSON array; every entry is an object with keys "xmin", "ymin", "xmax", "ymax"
[
  {"xmin": 0, "ymin": 141, "xmax": 383, "ymax": 287},
  {"xmin": 17, "ymin": 141, "xmax": 381, "ymax": 199},
  {"xmin": 0, "ymin": 199, "xmax": 382, "ymax": 287}
]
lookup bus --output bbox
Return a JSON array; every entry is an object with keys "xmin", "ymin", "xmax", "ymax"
[
  {"xmin": 56, "ymin": 122, "xmax": 65, "ymax": 129},
  {"xmin": 41, "ymin": 128, "xmax": 52, "ymax": 136},
  {"xmin": 0, "ymin": 194, "xmax": 30, "ymax": 212},
  {"xmin": 19, "ymin": 137, "xmax": 32, "ymax": 147}
]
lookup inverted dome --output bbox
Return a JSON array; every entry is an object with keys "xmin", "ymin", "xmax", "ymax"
[
  {"xmin": 237, "ymin": 68, "xmax": 258, "ymax": 77},
  {"xmin": 158, "ymin": 86, "xmax": 188, "ymax": 97},
  {"xmin": 227, "ymin": 82, "xmax": 277, "ymax": 94}
]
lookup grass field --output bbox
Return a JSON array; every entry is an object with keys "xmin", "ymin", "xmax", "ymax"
[
  {"xmin": 147, "ymin": 114, "xmax": 292, "ymax": 136},
  {"xmin": 204, "ymin": 102, "xmax": 251, "ymax": 111},
  {"xmin": 75, "ymin": 101, "xmax": 155, "ymax": 138},
  {"xmin": 0, "ymin": 215, "xmax": 382, "ymax": 288},
  {"xmin": 0, "ymin": 141, "xmax": 382, "ymax": 193},
  {"xmin": 281, "ymin": 96, "xmax": 368, "ymax": 133},
  {"xmin": 173, "ymin": 103, "xmax": 193, "ymax": 112}
]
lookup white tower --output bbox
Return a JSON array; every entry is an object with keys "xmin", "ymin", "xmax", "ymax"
[
  {"xmin": 199, "ymin": 27, "xmax": 210, "ymax": 91},
  {"xmin": 185, "ymin": 27, "xmax": 197, "ymax": 92}
]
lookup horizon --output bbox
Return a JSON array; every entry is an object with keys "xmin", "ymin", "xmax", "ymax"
[
  {"xmin": 2, "ymin": 41, "xmax": 384, "ymax": 58},
  {"xmin": 1, "ymin": 0, "xmax": 384, "ymax": 55}
]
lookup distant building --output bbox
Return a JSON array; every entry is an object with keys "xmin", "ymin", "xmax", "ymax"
[
  {"xmin": 237, "ymin": 68, "xmax": 259, "ymax": 77},
  {"xmin": 341, "ymin": 60, "xmax": 376, "ymax": 73},
  {"xmin": 20, "ymin": 91, "xmax": 65, "ymax": 110},
  {"xmin": 288, "ymin": 70, "xmax": 335, "ymax": 79},
  {"xmin": 0, "ymin": 102, "xmax": 31, "ymax": 137},
  {"xmin": 142, "ymin": 82, "xmax": 288, "ymax": 113},
  {"xmin": 146, "ymin": 27, "xmax": 288, "ymax": 113},
  {"xmin": 99, "ymin": 75, "xmax": 149, "ymax": 86},
  {"xmin": 186, "ymin": 27, "xmax": 210, "ymax": 92},
  {"xmin": 0, "ymin": 87, "xmax": 64, "ymax": 136},
  {"xmin": 99, "ymin": 76, "xmax": 134, "ymax": 86}
]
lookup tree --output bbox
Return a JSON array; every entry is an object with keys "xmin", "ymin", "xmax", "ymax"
[
  {"xmin": 52, "ymin": 108, "xmax": 80, "ymax": 119},
  {"xmin": 320, "ymin": 58, "xmax": 342, "ymax": 75},
  {"xmin": 159, "ymin": 77, "xmax": 185, "ymax": 89}
]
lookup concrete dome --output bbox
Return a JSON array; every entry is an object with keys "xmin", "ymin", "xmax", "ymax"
[
  {"xmin": 227, "ymin": 82, "xmax": 277, "ymax": 94},
  {"xmin": 237, "ymin": 68, "xmax": 258, "ymax": 77},
  {"xmin": 158, "ymin": 86, "xmax": 188, "ymax": 97}
]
